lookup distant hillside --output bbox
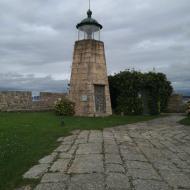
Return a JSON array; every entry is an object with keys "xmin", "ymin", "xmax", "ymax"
[
  {"xmin": 0, "ymin": 86, "xmax": 68, "ymax": 93},
  {"xmin": 176, "ymin": 90, "xmax": 190, "ymax": 96}
]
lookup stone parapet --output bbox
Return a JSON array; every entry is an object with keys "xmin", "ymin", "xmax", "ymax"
[
  {"xmin": 0, "ymin": 91, "xmax": 67, "ymax": 112},
  {"xmin": 167, "ymin": 94, "xmax": 186, "ymax": 113}
]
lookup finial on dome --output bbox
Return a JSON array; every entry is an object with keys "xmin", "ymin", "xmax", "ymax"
[{"xmin": 87, "ymin": 9, "xmax": 92, "ymax": 18}]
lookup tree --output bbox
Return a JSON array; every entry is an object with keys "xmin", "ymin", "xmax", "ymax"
[
  {"xmin": 143, "ymin": 72, "xmax": 173, "ymax": 114},
  {"xmin": 108, "ymin": 70, "xmax": 173, "ymax": 115},
  {"xmin": 109, "ymin": 70, "xmax": 143, "ymax": 115}
]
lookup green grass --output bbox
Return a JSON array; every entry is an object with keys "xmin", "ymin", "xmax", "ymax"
[
  {"xmin": 179, "ymin": 116, "xmax": 190, "ymax": 126},
  {"xmin": 0, "ymin": 112, "xmax": 159, "ymax": 190}
]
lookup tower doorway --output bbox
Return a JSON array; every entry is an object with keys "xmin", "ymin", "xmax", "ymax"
[{"xmin": 94, "ymin": 85, "xmax": 106, "ymax": 113}]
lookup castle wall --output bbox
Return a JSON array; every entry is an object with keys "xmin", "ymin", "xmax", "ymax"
[
  {"xmin": 32, "ymin": 92, "xmax": 67, "ymax": 111},
  {"xmin": 0, "ymin": 91, "xmax": 32, "ymax": 111},
  {"xmin": 167, "ymin": 94, "xmax": 186, "ymax": 113},
  {"xmin": 69, "ymin": 39, "xmax": 112, "ymax": 116},
  {"xmin": 0, "ymin": 91, "xmax": 66, "ymax": 112}
]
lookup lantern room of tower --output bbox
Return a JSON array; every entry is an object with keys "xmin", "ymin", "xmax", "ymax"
[{"xmin": 76, "ymin": 9, "xmax": 102, "ymax": 40}]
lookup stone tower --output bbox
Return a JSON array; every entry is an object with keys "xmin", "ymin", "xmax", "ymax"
[{"xmin": 69, "ymin": 8, "xmax": 112, "ymax": 117}]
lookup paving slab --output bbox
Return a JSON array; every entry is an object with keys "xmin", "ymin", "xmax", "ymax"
[
  {"xmin": 104, "ymin": 144, "xmax": 119, "ymax": 154},
  {"xmin": 68, "ymin": 174, "xmax": 104, "ymax": 190},
  {"xmin": 105, "ymin": 163, "xmax": 125, "ymax": 173},
  {"xmin": 34, "ymin": 183, "xmax": 66, "ymax": 190},
  {"xmin": 76, "ymin": 143, "xmax": 102, "ymax": 155},
  {"xmin": 59, "ymin": 152, "xmax": 73, "ymax": 159},
  {"xmin": 39, "ymin": 152, "xmax": 57, "ymax": 164},
  {"xmin": 68, "ymin": 154, "xmax": 104, "ymax": 173},
  {"xmin": 126, "ymin": 160, "xmax": 154, "ymax": 170},
  {"xmin": 133, "ymin": 179, "xmax": 171, "ymax": 190},
  {"xmin": 14, "ymin": 186, "xmax": 31, "ymax": 190},
  {"xmin": 50, "ymin": 159, "xmax": 70, "ymax": 172},
  {"xmin": 127, "ymin": 168, "xmax": 162, "ymax": 180},
  {"xmin": 105, "ymin": 154, "xmax": 122, "ymax": 164},
  {"xmin": 23, "ymin": 164, "xmax": 50, "ymax": 179},
  {"xmin": 159, "ymin": 170, "xmax": 190, "ymax": 188},
  {"xmin": 54, "ymin": 144, "xmax": 71, "ymax": 152},
  {"xmin": 41, "ymin": 173, "xmax": 69, "ymax": 183},
  {"xmin": 105, "ymin": 173, "xmax": 130, "ymax": 190},
  {"xmin": 121, "ymin": 152, "xmax": 147, "ymax": 161},
  {"xmin": 88, "ymin": 130, "xmax": 103, "ymax": 143}
]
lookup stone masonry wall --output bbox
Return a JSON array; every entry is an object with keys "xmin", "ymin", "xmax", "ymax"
[
  {"xmin": 167, "ymin": 94, "xmax": 186, "ymax": 113},
  {"xmin": 0, "ymin": 91, "xmax": 67, "ymax": 112},
  {"xmin": 69, "ymin": 39, "xmax": 112, "ymax": 117},
  {"xmin": 32, "ymin": 92, "xmax": 67, "ymax": 111}
]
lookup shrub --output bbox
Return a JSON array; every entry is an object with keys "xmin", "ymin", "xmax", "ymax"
[
  {"xmin": 109, "ymin": 70, "xmax": 173, "ymax": 115},
  {"xmin": 116, "ymin": 96, "xmax": 143, "ymax": 115},
  {"xmin": 186, "ymin": 101, "xmax": 190, "ymax": 116},
  {"xmin": 54, "ymin": 98, "xmax": 75, "ymax": 116}
]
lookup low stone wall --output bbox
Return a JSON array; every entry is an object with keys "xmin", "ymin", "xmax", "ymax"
[
  {"xmin": 31, "ymin": 92, "xmax": 67, "ymax": 111},
  {"xmin": 0, "ymin": 91, "xmax": 67, "ymax": 112},
  {"xmin": 167, "ymin": 94, "xmax": 186, "ymax": 113}
]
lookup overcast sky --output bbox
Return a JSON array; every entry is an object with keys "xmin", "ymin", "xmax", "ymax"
[{"xmin": 0, "ymin": 0, "xmax": 190, "ymax": 94}]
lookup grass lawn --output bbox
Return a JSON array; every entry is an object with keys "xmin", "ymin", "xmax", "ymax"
[
  {"xmin": 179, "ymin": 116, "xmax": 190, "ymax": 126},
  {"xmin": 0, "ymin": 112, "xmax": 159, "ymax": 190}
]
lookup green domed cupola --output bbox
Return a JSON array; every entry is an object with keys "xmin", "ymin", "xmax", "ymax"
[
  {"xmin": 76, "ymin": 5, "xmax": 103, "ymax": 40},
  {"xmin": 76, "ymin": 9, "xmax": 103, "ymax": 31}
]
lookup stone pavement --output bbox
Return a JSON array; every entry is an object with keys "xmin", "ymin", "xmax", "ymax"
[{"xmin": 21, "ymin": 115, "xmax": 190, "ymax": 190}]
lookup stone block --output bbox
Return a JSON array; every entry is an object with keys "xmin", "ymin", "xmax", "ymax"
[
  {"xmin": 127, "ymin": 168, "xmax": 161, "ymax": 180},
  {"xmin": 126, "ymin": 161, "xmax": 154, "ymax": 170},
  {"xmin": 105, "ymin": 154, "xmax": 122, "ymax": 164},
  {"xmin": 14, "ymin": 185, "xmax": 32, "ymax": 190},
  {"xmin": 105, "ymin": 173, "xmax": 130, "ymax": 190},
  {"xmin": 34, "ymin": 183, "xmax": 66, "ymax": 190},
  {"xmin": 39, "ymin": 153, "xmax": 57, "ymax": 164},
  {"xmin": 23, "ymin": 164, "xmax": 50, "ymax": 179},
  {"xmin": 50, "ymin": 159, "xmax": 70, "ymax": 172},
  {"xmin": 159, "ymin": 170, "xmax": 190, "ymax": 188},
  {"xmin": 76, "ymin": 143, "xmax": 102, "ymax": 155},
  {"xmin": 105, "ymin": 164, "xmax": 125, "ymax": 173},
  {"xmin": 68, "ymin": 174, "xmax": 104, "ymax": 190},
  {"xmin": 105, "ymin": 144, "xmax": 119, "ymax": 154},
  {"xmin": 54, "ymin": 144, "xmax": 71, "ymax": 152},
  {"xmin": 68, "ymin": 154, "xmax": 103, "ymax": 174},
  {"xmin": 59, "ymin": 152, "xmax": 73, "ymax": 159},
  {"xmin": 41, "ymin": 173, "xmax": 69, "ymax": 183},
  {"xmin": 133, "ymin": 179, "xmax": 171, "ymax": 190}
]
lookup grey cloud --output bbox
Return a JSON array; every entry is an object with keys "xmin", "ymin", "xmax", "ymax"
[
  {"xmin": 0, "ymin": 0, "xmax": 190, "ymax": 94},
  {"xmin": 0, "ymin": 73, "xmax": 68, "ymax": 92}
]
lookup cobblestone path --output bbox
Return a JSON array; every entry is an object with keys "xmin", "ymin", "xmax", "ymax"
[{"xmin": 22, "ymin": 115, "xmax": 190, "ymax": 190}]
